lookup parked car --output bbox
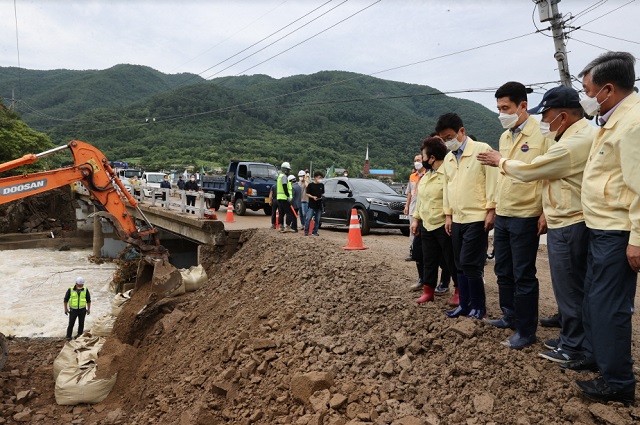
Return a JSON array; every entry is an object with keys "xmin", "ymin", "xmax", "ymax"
[{"xmin": 321, "ymin": 178, "xmax": 410, "ymax": 236}]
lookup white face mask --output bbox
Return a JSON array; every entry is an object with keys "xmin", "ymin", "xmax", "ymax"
[
  {"xmin": 414, "ymin": 161, "xmax": 423, "ymax": 170},
  {"xmin": 445, "ymin": 137, "xmax": 463, "ymax": 152},
  {"xmin": 190, "ymin": 178, "xmax": 195, "ymax": 181},
  {"xmin": 498, "ymin": 106, "xmax": 524, "ymax": 129},
  {"xmin": 539, "ymin": 113, "xmax": 562, "ymax": 139},
  {"xmin": 579, "ymin": 86, "xmax": 607, "ymax": 116}
]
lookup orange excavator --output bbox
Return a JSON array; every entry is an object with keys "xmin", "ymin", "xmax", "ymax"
[{"xmin": 0, "ymin": 140, "xmax": 182, "ymax": 298}]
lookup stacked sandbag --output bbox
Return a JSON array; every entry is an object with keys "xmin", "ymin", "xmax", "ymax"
[
  {"xmin": 53, "ymin": 336, "xmax": 117, "ymax": 405},
  {"xmin": 91, "ymin": 315, "xmax": 117, "ymax": 337}
]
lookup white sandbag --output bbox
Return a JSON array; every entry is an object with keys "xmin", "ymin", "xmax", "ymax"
[
  {"xmin": 92, "ymin": 314, "xmax": 116, "ymax": 337},
  {"xmin": 182, "ymin": 264, "xmax": 207, "ymax": 292},
  {"xmin": 55, "ymin": 364, "xmax": 117, "ymax": 405},
  {"xmin": 53, "ymin": 335, "xmax": 105, "ymax": 380},
  {"xmin": 53, "ymin": 335, "xmax": 116, "ymax": 405},
  {"xmin": 167, "ymin": 276, "xmax": 186, "ymax": 297},
  {"xmin": 110, "ymin": 290, "xmax": 132, "ymax": 316}
]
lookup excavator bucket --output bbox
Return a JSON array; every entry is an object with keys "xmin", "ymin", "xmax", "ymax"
[{"xmin": 136, "ymin": 256, "xmax": 183, "ymax": 299}]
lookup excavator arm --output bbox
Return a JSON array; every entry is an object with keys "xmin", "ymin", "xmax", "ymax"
[{"xmin": 0, "ymin": 140, "xmax": 182, "ymax": 298}]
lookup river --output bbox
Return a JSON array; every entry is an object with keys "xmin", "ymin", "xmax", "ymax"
[{"xmin": 0, "ymin": 248, "xmax": 117, "ymax": 337}]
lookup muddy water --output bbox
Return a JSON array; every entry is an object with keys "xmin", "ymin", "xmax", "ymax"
[{"xmin": 0, "ymin": 248, "xmax": 117, "ymax": 337}]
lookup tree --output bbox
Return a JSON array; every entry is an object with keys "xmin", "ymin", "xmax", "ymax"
[{"xmin": 0, "ymin": 100, "xmax": 55, "ymax": 175}]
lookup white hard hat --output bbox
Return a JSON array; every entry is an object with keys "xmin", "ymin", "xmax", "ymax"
[
  {"xmin": 76, "ymin": 276, "xmax": 85, "ymax": 285},
  {"xmin": 281, "ymin": 162, "xmax": 291, "ymax": 170},
  {"xmin": 288, "ymin": 175, "xmax": 296, "ymax": 182},
  {"xmin": 298, "ymin": 170, "xmax": 305, "ymax": 177}
]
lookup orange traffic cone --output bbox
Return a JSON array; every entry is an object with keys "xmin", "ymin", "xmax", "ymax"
[
  {"xmin": 225, "ymin": 202, "xmax": 235, "ymax": 223},
  {"xmin": 275, "ymin": 209, "xmax": 280, "ymax": 230},
  {"xmin": 343, "ymin": 208, "xmax": 368, "ymax": 250}
]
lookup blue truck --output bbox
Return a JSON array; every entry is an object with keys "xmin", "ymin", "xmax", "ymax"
[{"xmin": 201, "ymin": 161, "xmax": 279, "ymax": 215}]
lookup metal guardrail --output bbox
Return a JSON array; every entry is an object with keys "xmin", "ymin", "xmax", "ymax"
[{"xmin": 73, "ymin": 183, "xmax": 217, "ymax": 219}]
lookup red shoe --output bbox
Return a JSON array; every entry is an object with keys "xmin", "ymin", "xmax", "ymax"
[
  {"xmin": 448, "ymin": 288, "xmax": 459, "ymax": 306},
  {"xmin": 416, "ymin": 285, "xmax": 435, "ymax": 304}
]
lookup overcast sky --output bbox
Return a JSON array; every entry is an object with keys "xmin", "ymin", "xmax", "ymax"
[{"xmin": 1, "ymin": 0, "xmax": 639, "ymax": 111}]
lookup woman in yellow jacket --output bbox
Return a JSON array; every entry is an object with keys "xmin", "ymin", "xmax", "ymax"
[{"xmin": 410, "ymin": 137, "xmax": 458, "ymax": 304}]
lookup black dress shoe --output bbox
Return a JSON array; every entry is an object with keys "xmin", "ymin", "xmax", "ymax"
[
  {"xmin": 559, "ymin": 358, "xmax": 599, "ymax": 372},
  {"xmin": 540, "ymin": 312, "xmax": 561, "ymax": 328},
  {"xmin": 575, "ymin": 377, "xmax": 635, "ymax": 406}
]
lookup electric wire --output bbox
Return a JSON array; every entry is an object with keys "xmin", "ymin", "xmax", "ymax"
[
  {"xmin": 575, "ymin": 28, "xmax": 640, "ymax": 45},
  {"xmin": 204, "ymin": 0, "xmax": 349, "ymax": 79},
  {"xmin": 569, "ymin": 37, "xmax": 611, "ymax": 51},
  {"xmin": 531, "ymin": 2, "xmax": 553, "ymax": 38},
  {"xmin": 22, "ymin": 30, "xmax": 539, "ymax": 131},
  {"xmin": 568, "ymin": 0, "xmax": 608, "ymax": 23},
  {"xmin": 12, "ymin": 0, "xmax": 22, "ymax": 99},
  {"xmin": 167, "ymin": 0, "xmax": 290, "ymax": 74},
  {"xmin": 230, "ymin": 0, "xmax": 381, "ymax": 77},
  {"xmin": 577, "ymin": 0, "xmax": 636, "ymax": 27}
]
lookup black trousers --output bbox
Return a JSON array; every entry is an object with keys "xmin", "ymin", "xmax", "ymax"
[
  {"xmin": 66, "ymin": 308, "xmax": 87, "ymax": 339},
  {"xmin": 451, "ymin": 221, "xmax": 487, "ymax": 279},
  {"xmin": 278, "ymin": 199, "xmax": 296, "ymax": 231},
  {"xmin": 584, "ymin": 229, "xmax": 637, "ymax": 392},
  {"xmin": 186, "ymin": 195, "xmax": 196, "ymax": 214},
  {"xmin": 421, "ymin": 224, "xmax": 457, "ymax": 288}
]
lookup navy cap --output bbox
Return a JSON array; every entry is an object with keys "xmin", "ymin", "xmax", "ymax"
[{"xmin": 527, "ymin": 86, "xmax": 581, "ymax": 114}]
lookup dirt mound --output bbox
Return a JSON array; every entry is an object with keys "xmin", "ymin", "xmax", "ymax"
[
  {"xmin": 3, "ymin": 229, "xmax": 640, "ymax": 424},
  {"xmin": 87, "ymin": 230, "xmax": 640, "ymax": 423}
]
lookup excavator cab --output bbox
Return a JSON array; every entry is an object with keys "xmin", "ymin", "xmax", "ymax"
[{"xmin": 0, "ymin": 140, "xmax": 183, "ymax": 300}]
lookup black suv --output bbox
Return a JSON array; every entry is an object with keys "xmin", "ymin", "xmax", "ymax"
[{"xmin": 321, "ymin": 178, "xmax": 410, "ymax": 236}]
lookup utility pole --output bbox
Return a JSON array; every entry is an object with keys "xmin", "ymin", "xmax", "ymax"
[{"xmin": 536, "ymin": 0, "xmax": 572, "ymax": 87}]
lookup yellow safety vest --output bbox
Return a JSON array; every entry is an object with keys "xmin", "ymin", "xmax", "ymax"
[
  {"xmin": 68, "ymin": 286, "xmax": 88, "ymax": 309},
  {"xmin": 276, "ymin": 173, "xmax": 292, "ymax": 201}
]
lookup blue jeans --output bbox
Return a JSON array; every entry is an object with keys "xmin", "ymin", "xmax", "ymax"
[
  {"xmin": 300, "ymin": 202, "xmax": 308, "ymax": 228},
  {"xmin": 305, "ymin": 207, "xmax": 322, "ymax": 235}
]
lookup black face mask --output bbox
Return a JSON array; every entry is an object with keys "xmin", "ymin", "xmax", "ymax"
[{"xmin": 422, "ymin": 156, "xmax": 433, "ymax": 170}]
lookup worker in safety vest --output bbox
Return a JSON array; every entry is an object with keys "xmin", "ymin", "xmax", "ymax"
[
  {"xmin": 277, "ymin": 162, "xmax": 296, "ymax": 233},
  {"xmin": 63, "ymin": 277, "xmax": 91, "ymax": 341}
]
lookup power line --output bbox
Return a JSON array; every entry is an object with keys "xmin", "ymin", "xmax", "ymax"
[
  {"xmin": 23, "ymin": 30, "xmax": 539, "ymax": 130},
  {"xmin": 13, "ymin": 0, "xmax": 22, "ymax": 100},
  {"xmin": 568, "ymin": 0, "xmax": 608, "ymax": 23},
  {"xmin": 578, "ymin": 0, "xmax": 636, "ymax": 27},
  {"xmin": 80, "ymin": 78, "xmax": 560, "ymax": 134},
  {"xmin": 569, "ymin": 37, "xmax": 611, "ymax": 51},
  {"xmin": 575, "ymin": 28, "xmax": 640, "ymax": 45},
  {"xmin": 167, "ymin": 0, "xmax": 290, "ymax": 74},
  {"xmin": 204, "ymin": 0, "xmax": 348, "ymax": 79},
  {"xmin": 227, "ymin": 0, "xmax": 381, "ymax": 78}
]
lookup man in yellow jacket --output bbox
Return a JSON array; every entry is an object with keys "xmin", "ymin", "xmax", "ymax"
[
  {"xmin": 478, "ymin": 86, "xmax": 596, "ymax": 365},
  {"xmin": 436, "ymin": 113, "xmax": 498, "ymax": 320},
  {"xmin": 572, "ymin": 52, "xmax": 639, "ymax": 406},
  {"xmin": 486, "ymin": 81, "xmax": 555, "ymax": 350}
]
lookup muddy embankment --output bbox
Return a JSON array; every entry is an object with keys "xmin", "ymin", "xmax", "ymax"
[{"xmin": 4, "ymin": 227, "xmax": 640, "ymax": 424}]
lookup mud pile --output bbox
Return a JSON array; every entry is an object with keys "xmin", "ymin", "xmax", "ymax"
[
  {"xmin": 93, "ymin": 230, "xmax": 640, "ymax": 424},
  {"xmin": 3, "ymin": 229, "xmax": 640, "ymax": 424}
]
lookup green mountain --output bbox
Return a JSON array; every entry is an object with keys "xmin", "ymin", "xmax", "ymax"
[{"xmin": 0, "ymin": 65, "xmax": 503, "ymax": 179}]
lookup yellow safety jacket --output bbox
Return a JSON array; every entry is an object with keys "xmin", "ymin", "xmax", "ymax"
[
  {"xmin": 276, "ymin": 173, "xmax": 292, "ymax": 201},
  {"xmin": 68, "ymin": 286, "xmax": 88, "ymax": 309}
]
